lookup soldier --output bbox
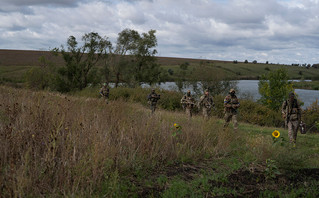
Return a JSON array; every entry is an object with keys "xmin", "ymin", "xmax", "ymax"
[
  {"xmin": 147, "ymin": 89, "xmax": 160, "ymax": 114},
  {"xmin": 281, "ymin": 92, "xmax": 301, "ymax": 146},
  {"xmin": 99, "ymin": 83, "xmax": 110, "ymax": 104},
  {"xmin": 198, "ymin": 89, "xmax": 215, "ymax": 120},
  {"xmin": 223, "ymin": 89, "xmax": 240, "ymax": 131},
  {"xmin": 181, "ymin": 90, "xmax": 196, "ymax": 118}
]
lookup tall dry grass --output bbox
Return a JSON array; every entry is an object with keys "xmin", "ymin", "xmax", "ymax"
[{"xmin": 0, "ymin": 86, "xmax": 229, "ymax": 196}]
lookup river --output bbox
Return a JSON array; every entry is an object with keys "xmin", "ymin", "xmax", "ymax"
[{"xmin": 143, "ymin": 80, "xmax": 319, "ymax": 109}]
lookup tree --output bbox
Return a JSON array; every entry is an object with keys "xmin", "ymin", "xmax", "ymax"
[
  {"xmin": 107, "ymin": 29, "xmax": 140, "ymax": 87},
  {"xmin": 53, "ymin": 32, "xmax": 111, "ymax": 92},
  {"xmin": 132, "ymin": 29, "xmax": 164, "ymax": 86},
  {"xmin": 258, "ymin": 68, "xmax": 294, "ymax": 110},
  {"xmin": 106, "ymin": 29, "xmax": 164, "ymax": 87}
]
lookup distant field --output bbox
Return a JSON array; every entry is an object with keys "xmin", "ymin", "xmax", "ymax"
[{"xmin": 1, "ymin": 49, "xmax": 319, "ymax": 83}]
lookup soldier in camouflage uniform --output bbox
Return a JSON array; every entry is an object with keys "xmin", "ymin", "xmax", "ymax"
[
  {"xmin": 148, "ymin": 89, "xmax": 160, "ymax": 114},
  {"xmin": 198, "ymin": 89, "xmax": 215, "ymax": 120},
  {"xmin": 223, "ymin": 89, "xmax": 240, "ymax": 131},
  {"xmin": 99, "ymin": 83, "xmax": 110, "ymax": 104},
  {"xmin": 181, "ymin": 90, "xmax": 196, "ymax": 118},
  {"xmin": 281, "ymin": 92, "xmax": 301, "ymax": 146}
]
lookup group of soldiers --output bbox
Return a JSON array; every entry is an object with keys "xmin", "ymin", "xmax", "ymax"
[
  {"xmin": 101, "ymin": 83, "xmax": 302, "ymax": 145},
  {"xmin": 148, "ymin": 88, "xmax": 240, "ymax": 131},
  {"xmin": 147, "ymin": 88, "xmax": 302, "ymax": 145}
]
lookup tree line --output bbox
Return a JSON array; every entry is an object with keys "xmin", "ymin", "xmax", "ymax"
[{"xmin": 26, "ymin": 29, "xmax": 167, "ymax": 92}]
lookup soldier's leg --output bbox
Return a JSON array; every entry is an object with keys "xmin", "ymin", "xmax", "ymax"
[
  {"xmin": 232, "ymin": 114, "xmax": 238, "ymax": 131},
  {"xmin": 287, "ymin": 121, "xmax": 294, "ymax": 143},
  {"xmin": 186, "ymin": 108, "xmax": 191, "ymax": 118},
  {"xmin": 223, "ymin": 113, "xmax": 232, "ymax": 128},
  {"xmin": 151, "ymin": 105, "xmax": 156, "ymax": 114},
  {"xmin": 202, "ymin": 107, "xmax": 208, "ymax": 119},
  {"xmin": 291, "ymin": 121, "xmax": 299, "ymax": 143}
]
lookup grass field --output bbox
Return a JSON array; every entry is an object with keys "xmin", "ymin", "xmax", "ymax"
[
  {"xmin": 1, "ymin": 86, "xmax": 318, "ymax": 197},
  {"xmin": 1, "ymin": 49, "xmax": 319, "ymax": 85}
]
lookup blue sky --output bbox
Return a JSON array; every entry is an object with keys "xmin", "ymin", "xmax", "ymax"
[{"xmin": 1, "ymin": 0, "xmax": 319, "ymax": 64}]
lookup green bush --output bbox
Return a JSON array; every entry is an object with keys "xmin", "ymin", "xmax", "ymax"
[
  {"xmin": 25, "ymin": 67, "xmax": 50, "ymax": 90},
  {"xmin": 303, "ymin": 100, "xmax": 319, "ymax": 132}
]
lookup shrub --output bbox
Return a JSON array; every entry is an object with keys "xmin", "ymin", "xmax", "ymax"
[
  {"xmin": 25, "ymin": 67, "xmax": 50, "ymax": 90},
  {"xmin": 258, "ymin": 68, "xmax": 294, "ymax": 110}
]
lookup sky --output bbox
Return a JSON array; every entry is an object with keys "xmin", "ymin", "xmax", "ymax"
[{"xmin": 1, "ymin": 0, "xmax": 319, "ymax": 65}]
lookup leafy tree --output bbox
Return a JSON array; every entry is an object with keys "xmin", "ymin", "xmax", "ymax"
[
  {"xmin": 180, "ymin": 62, "xmax": 189, "ymax": 70},
  {"xmin": 107, "ymin": 29, "xmax": 140, "ymax": 87},
  {"xmin": 258, "ymin": 68, "xmax": 294, "ymax": 110},
  {"xmin": 131, "ymin": 29, "xmax": 164, "ymax": 86},
  {"xmin": 25, "ymin": 56, "xmax": 57, "ymax": 90},
  {"xmin": 106, "ymin": 29, "xmax": 164, "ymax": 87},
  {"xmin": 53, "ymin": 32, "xmax": 111, "ymax": 92}
]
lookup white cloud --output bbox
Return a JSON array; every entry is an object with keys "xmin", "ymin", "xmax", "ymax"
[{"xmin": 0, "ymin": 0, "xmax": 319, "ymax": 64}]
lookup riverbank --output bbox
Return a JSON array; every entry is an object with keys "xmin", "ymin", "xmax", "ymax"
[
  {"xmin": 293, "ymin": 80, "xmax": 319, "ymax": 90},
  {"xmin": 1, "ymin": 86, "xmax": 319, "ymax": 197}
]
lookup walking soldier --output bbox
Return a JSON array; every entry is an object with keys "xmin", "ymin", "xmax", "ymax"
[
  {"xmin": 100, "ymin": 83, "xmax": 110, "ymax": 104},
  {"xmin": 198, "ymin": 89, "xmax": 215, "ymax": 119},
  {"xmin": 223, "ymin": 89, "xmax": 240, "ymax": 131},
  {"xmin": 281, "ymin": 92, "xmax": 301, "ymax": 146},
  {"xmin": 181, "ymin": 90, "xmax": 196, "ymax": 118},
  {"xmin": 148, "ymin": 89, "xmax": 160, "ymax": 114}
]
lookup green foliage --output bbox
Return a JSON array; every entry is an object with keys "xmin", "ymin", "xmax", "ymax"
[
  {"xmin": 167, "ymin": 68, "xmax": 174, "ymax": 75},
  {"xmin": 53, "ymin": 32, "xmax": 111, "ymax": 92},
  {"xmin": 302, "ymin": 100, "xmax": 319, "ymax": 132},
  {"xmin": 179, "ymin": 62, "xmax": 189, "ymax": 70},
  {"xmin": 24, "ymin": 67, "xmax": 49, "ymax": 90},
  {"xmin": 24, "ymin": 56, "xmax": 57, "ymax": 90},
  {"xmin": 258, "ymin": 68, "xmax": 294, "ymax": 110},
  {"xmin": 264, "ymin": 159, "xmax": 281, "ymax": 180}
]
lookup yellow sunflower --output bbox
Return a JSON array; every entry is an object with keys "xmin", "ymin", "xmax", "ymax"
[
  {"xmin": 272, "ymin": 130, "xmax": 280, "ymax": 138},
  {"xmin": 174, "ymin": 123, "xmax": 181, "ymax": 129}
]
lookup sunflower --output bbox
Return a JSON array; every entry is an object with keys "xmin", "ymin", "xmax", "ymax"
[
  {"xmin": 174, "ymin": 123, "xmax": 181, "ymax": 129},
  {"xmin": 272, "ymin": 130, "xmax": 280, "ymax": 138}
]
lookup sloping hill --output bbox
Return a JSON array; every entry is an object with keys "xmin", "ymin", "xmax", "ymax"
[{"xmin": 1, "ymin": 49, "xmax": 319, "ymax": 82}]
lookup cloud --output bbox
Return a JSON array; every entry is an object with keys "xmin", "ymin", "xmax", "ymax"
[{"xmin": 0, "ymin": 0, "xmax": 319, "ymax": 64}]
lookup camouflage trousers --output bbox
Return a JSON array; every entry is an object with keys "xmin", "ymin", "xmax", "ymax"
[
  {"xmin": 102, "ymin": 96, "xmax": 109, "ymax": 104},
  {"xmin": 150, "ymin": 104, "xmax": 157, "ymax": 114},
  {"xmin": 223, "ymin": 112, "xmax": 238, "ymax": 131},
  {"xmin": 288, "ymin": 120, "xmax": 299, "ymax": 143},
  {"xmin": 185, "ymin": 108, "xmax": 193, "ymax": 118},
  {"xmin": 202, "ymin": 107, "xmax": 211, "ymax": 120}
]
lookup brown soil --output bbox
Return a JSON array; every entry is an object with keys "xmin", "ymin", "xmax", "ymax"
[{"xmin": 129, "ymin": 160, "xmax": 319, "ymax": 197}]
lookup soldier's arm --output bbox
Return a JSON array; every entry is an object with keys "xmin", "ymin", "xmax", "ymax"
[
  {"xmin": 181, "ymin": 96, "xmax": 186, "ymax": 103},
  {"xmin": 281, "ymin": 101, "xmax": 287, "ymax": 118},
  {"xmin": 296, "ymin": 100, "xmax": 302, "ymax": 121},
  {"xmin": 233, "ymin": 100, "xmax": 240, "ymax": 108},
  {"xmin": 224, "ymin": 97, "xmax": 232, "ymax": 108},
  {"xmin": 211, "ymin": 97, "xmax": 215, "ymax": 107}
]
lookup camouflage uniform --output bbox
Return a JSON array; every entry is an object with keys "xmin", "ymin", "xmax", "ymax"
[
  {"xmin": 181, "ymin": 90, "xmax": 196, "ymax": 118},
  {"xmin": 223, "ymin": 89, "xmax": 240, "ymax": 131},
  {"xmin": 281, "ymin": 92, "xmax": 301, "ymax": 144},
  {"xmin": 148, "ymin": 89, "xmax": 160, "ymax": 114},
  {"xmin": 199, "ymin": 89, "xmax": 215, "ymax": 120},
  {"xmin": 100, "ymin": 84, "xmax": 110, "ymax": 104}
]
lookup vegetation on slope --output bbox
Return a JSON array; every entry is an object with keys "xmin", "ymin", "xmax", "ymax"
[{"xmin": 1, "ymin": 86, "xmax": 319, "ymax": 197}]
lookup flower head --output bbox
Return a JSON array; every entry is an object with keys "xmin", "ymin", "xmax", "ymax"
[{"xmin": 272, "ymin": 130, "xmax": 280, "ymax": 138}]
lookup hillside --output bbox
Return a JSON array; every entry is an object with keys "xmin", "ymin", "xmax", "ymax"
[
  {"xmin": 1, "ymin": 85, "xmax": 319, "ymax": 197},
  {"xmin": 1, "ymin": 49, "xmax": 319, "ymax": 83}
]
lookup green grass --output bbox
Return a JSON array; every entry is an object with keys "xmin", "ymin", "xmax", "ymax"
[
  {"xmin": 1, "ymin": 86, "xmax": 319, "ymax": 197},
  {"xmin": 293, "ymin": 80, "xmax": 319, "ymax": 90},
  {"xmin": 161, "ymin": 61, "xmax": 319, "ymax": 81},
  {"xmin": 0, "ymin": 65, "xmax": 33, "ymax": 83}
]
